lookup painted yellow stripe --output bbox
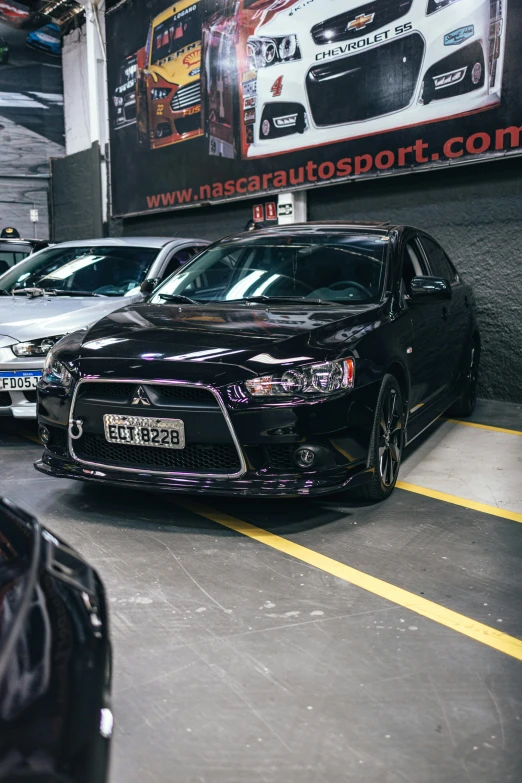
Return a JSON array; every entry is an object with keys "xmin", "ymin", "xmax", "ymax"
[
  {"xmin": 397, "ymin": 481, "xmax": 522, "ymax": 525},
  {"xmin": 20, "ymin": 430, "xmax": 41, "ymax": 446},
  {"xmin": 445, "ymin": 418, "xmax": 522, "ymax": 437},
  {"xmin": 177, "ymin": 499, "xmax": 522, "ymax": 662}
]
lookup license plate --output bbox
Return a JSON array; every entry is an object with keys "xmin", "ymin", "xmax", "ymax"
[
  {"xmin": 103, "ymin": 414, "xmax": 185, "ymax": 450},
  {"xmin": 0, "ymin": 371, "xmax": 42, "ymax": 390}
]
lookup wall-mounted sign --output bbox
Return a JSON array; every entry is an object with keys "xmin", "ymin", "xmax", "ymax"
[{"xmin": 107, "ymin": 0, "xmax": 520, "ymax": 218}]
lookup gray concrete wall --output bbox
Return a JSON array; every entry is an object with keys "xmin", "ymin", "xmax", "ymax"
[
  {"xmin": 115, "ymin": 157, "xmax": 522, "ymax": 404},
  {"xmin": 50, "ymin": 142, "xmax": 103, "ymax": 242}
]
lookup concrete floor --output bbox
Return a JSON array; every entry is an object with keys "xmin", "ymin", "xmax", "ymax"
[{"xmin": 1, "ymin": 400, "xmax": 522, "ymax": 783}]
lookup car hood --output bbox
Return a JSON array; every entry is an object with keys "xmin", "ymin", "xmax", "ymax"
[
  {"xmin": 74, "ymin": 301, "xmax": 380, "ymax": 371},
  {"xmin": 0, "ymin": 294, "xmax": 141, "ymax": 344}
]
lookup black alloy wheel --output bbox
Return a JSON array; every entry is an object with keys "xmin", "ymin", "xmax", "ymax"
[{"xmin": 355, "ymin": 374, "xmax": 404, "ymax": 501}]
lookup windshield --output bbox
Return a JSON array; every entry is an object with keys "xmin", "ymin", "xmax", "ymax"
[
  {"xmin": 152, "ymin": 4, "xmax": 200, "ymax": 64},
  {"xmin": 151, "ymin": 233, "xmax": 388, "ymax": 305},
  {"xmin": 0, "ymin": 245, "xmax": 160, "ymax": 296}
]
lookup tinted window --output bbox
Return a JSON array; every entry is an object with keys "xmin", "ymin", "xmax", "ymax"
[
  {"xmin": 402, "ymin": 240, "xmax": 427, "ymax": 288},
  {"xmin": 0, "ymin": 251, "xmax": 30, "ymax": 271},
  {"xmin": 420, "ymin": 236, "xmax": 457, "ymax": 282},
  {"xmin": 152, "ymin": 233, "xmax": 388, "ymax": 305},
  {"xmin": 0, "ymin": 245, "xmax": 160, "ymax": 296},
  {"xmin": 162, "ymin": 247, "xmax": 197, "ymax": 279}
]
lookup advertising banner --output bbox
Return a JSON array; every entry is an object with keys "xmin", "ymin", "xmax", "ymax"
[{"xmin": 107, "ymin": 0, "xmax": 522, "ymax": 218}]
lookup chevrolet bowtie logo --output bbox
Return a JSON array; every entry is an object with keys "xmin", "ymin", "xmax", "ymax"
[
  {"xmin": 131, "ymin": 386, "xmax": 151, "ymax": 406},
  {"xmin": 347, "ymin": 12, "xmax": 375, "ymax": 31}
]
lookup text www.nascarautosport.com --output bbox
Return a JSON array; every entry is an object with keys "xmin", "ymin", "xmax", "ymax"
[{"xmin": 145, "ymin": 125, "xmax": 522, "ymax": 210}]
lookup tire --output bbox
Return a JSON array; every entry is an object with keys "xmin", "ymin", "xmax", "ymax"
[
  {"xmin": 354, "ymin": 374, "xmax": 405, "ymax": 502},
  {"xmin": 447, "ymin": 337, "xmax": 479, "ymax": 418}
]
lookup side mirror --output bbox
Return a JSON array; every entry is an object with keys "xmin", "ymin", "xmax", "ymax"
[
  {"xmin": 409, "ymin": 276, "xmax": 451, "ymax": 302},
  {"xmin": 140, "ymin": 278, "xmax": 160, "ymax": 296}
]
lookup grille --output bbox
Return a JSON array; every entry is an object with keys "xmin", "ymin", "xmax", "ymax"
[
  {"xmin": 264, "ymin": 445, "xmax": 296, "ymax": 471},
  {"xmin": 307, "ymin": 33, "xmax": 424, "ymax": 126},
  {"xmin": 75, "ymin": 434, "xmax": 240, "ymax": 474},
  {"xmin": 171, "ymin": 82, "xmax": 201, "ymax": 111},
  {"xmin": 47, "ymin": 426, "xmax": 67, "ymax": 457},
  {"xmin": 156, "ymin": 385, "xmax": 217, "ymax": 403},
  {"xmin": 174, "ymin": 112, "xmax": 201, "ymax": 135},
  {"xmin": 0, "ymin": 392, "xmax": 11, "ymax": 407},
  {"xmin": 23, "ymin": 391, "xmax": 37, "ymax": 403},
  {"xmin": 311, "ymin": 0, "xmax": 413, "ymax": 45},
  {"xmin": 79, "ymin": 383, "xmax": 133, "ymax": 400},
  {"xmin": 78, "ymin": 382, "xmax": 218, "ymax": 406}
]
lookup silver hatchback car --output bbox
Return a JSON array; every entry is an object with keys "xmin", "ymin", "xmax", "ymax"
[{"xmin": 0, "ymin": 236, "xmax": 209, "ymax": 418}]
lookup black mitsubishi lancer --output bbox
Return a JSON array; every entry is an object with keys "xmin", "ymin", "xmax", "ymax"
[{"xmin": 35, "ymin": 223, "xmax": 480, "ymax": 500}]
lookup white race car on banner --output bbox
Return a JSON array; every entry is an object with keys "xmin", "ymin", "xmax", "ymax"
[{"xmin": 244, "ymin": 0, "xmax": 506, "ymax": 158}]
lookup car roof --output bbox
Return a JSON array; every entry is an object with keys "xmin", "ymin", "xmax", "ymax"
[
  {"xmin": 49, "ymin": 237, "xmax": 207, "ymax": 249},
  {"xmin": 0, "ymin": 238, "xmax": 40, "ymax": 246},
  {"xmin": 222, "ymin": 221, "xmax": 399, "ymax": 242}
]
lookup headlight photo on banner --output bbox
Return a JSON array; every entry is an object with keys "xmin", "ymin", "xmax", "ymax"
[{"xmin": 107, "ymin": 0, "xmax": 519, "ymax": 218}]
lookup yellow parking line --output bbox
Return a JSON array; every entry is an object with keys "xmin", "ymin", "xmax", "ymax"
[
  {"xmin": 397, "ymin": 481, "xmax": 522, "ymax": 525},
  {"xmin": 444, "ymin": 418, "xmax": 522, "ymax": 436},
  {"xmin": 20, "ymin": 430, "xmax": 41, "ymax": 446},
  {"xmin": 177, "ymin": 499, "xmax": 522, "ymax": 662}
]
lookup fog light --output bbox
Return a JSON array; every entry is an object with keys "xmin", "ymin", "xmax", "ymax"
[
  {"xmin": 294, "ymin": 447, "xmax": 316, "ymax": 469},
  {"xmin": 39, "ymin": 425, "xmax": 50, "ymax": 445}
]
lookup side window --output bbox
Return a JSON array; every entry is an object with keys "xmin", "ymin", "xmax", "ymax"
[
  {"xmin": 162, "ymin": 247, "xmax": 197, "ymax": 279},
  {"xmin": 402, "ymin": 240, "xmax": 427, "ymax": 289},
  {"xmin": 419, "ymin": 236, "xmax": 457, "ymax": 282}
]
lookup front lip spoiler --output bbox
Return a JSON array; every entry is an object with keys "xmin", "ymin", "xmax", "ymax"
[{"xmin": 35, "ymin": 453, "xmax": 373, "ymax": 498}]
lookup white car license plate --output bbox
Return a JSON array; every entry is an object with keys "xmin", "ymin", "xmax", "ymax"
[
  {"xmin": 103, "ymin": 414, "xmax": 185, "ymax": 450},
  {"xmin": 0, "ymin": 371, "xmax": 42, "ymax": 390}
]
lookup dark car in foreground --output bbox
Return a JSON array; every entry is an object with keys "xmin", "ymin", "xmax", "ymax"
[
  {"xmin": 0, "ymin": 497, "xmax": 112, "ymax": 781},
  {"xmin": 35, "ymin": 222, "xmax": 480, "ymax": 500}
]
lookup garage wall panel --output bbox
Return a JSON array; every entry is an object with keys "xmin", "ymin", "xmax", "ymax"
[{"xmin": 50, "ymin": 142, "xmax": 103, "ymax": 242}]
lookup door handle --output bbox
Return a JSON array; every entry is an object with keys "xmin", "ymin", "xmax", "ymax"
[{"xmin": 442, "ymin": 306, "xmax": 449, "ymax": 321}]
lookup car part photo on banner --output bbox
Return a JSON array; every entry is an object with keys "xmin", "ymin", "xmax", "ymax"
[
  {"xmin": 112, "ymin": 51, "xmax": 138, "ymax": 130},
  {"xmin": 203, "ymin": 0, "xmax": 507, "ymax": 160},
  {"xmin": 136, "ymin": 0, "xmax": 203, "ymax": 150}
]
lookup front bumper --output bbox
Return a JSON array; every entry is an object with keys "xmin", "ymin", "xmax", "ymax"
[
  {"xmin": 36, "ymin": 374, "xmax": 380, "ymax": 497},
  {"xmin": 35, "ymin": 451, "xmax": 374, "ymax": 497}
]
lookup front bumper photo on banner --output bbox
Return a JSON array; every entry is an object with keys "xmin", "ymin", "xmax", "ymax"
[{"xmin": 106, "ymin": 0, "xmax": 518, "ymax": 217}]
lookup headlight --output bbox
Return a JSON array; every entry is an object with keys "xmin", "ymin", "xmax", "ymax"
[
  {"xmin": 247, "ymin": 35, "xmax": 301, "ymax": 69},
  {"xmin": 42, "ymin": 350, "xmax": 73, "ymax": 388},
  {"xmin": 113, "ymin": 96, "xmax": 124, "ymax": 106},
  {"xmin": 151, "ymin": 87, "xmax": 171, "ymax": 100},
  {"xmin": 12, "ymin": 335, "xmax": 65, "ymax": 358},
  {"xmin": 426, "ymin": 0, "xmax": 463, "ymax": 14},
  {"xmin": 245, "ymin": 359, "xmax": 354, "ymax": 398}
]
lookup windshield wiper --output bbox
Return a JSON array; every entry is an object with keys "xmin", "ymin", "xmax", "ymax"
[
  {"xmin": 12, "ymin": 288, "xmax": 102, "ymax": 298},
  {"xmin": 158, "ymin": 294, "xmax": 199, "ymax": 304},
  {"xmin": 239, "ymin": 296, "xmax": 337, "ymax": 306},
  {"xmin": 47, "ymin": 289, "xmax": 103, "ymax": 297}
]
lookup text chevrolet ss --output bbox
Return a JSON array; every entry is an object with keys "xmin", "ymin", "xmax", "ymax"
[{"xmin": 35, "ymin": 223, "xmax": 480, "ymax": 500}]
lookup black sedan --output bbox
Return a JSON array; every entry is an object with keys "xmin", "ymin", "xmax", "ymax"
[
  {"xmin": 34, "ymin": 222, "xmax": 479, "ymax": 500},
  {"xmin": 0, "ymin": 497, "xmax": 112, "ymax": 782}
]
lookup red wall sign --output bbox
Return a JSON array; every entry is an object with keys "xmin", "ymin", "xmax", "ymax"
[
  {"xmin": 265, "ymin": 202, "xmax": 277, "ymax": 221},
  {"xmin": 253, "ymin": 204, "xmax": 264, "ymax": 222}
]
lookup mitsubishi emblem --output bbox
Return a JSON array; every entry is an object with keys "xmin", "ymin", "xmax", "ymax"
[
  {"xmin": 131, "ymin": 385, "xmax": 151, "ymax": 406},
  {"xmin": 347, "ymin": 12, "xmax": 375, "ymax": 32}
]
